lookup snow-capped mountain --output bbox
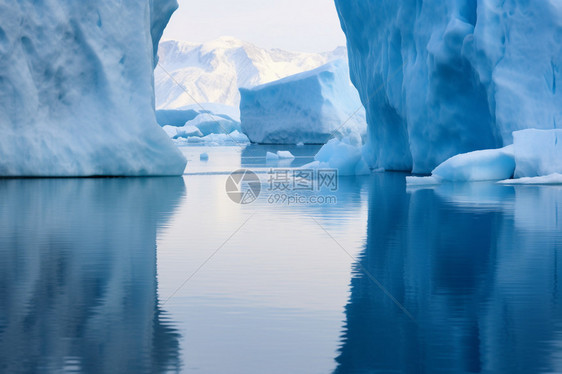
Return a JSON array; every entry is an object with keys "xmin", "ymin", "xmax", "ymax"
[{"xmin": 155, "ymin": 36, "xmax": 346, "ymax": 109}]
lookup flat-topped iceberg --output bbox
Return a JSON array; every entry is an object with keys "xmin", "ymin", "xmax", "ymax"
[
  {"xmin": 0, "ymin": 0, "xmax": 185, "ymax": 176},
  {"xmin": 240, "ymin": 60, "xmax": 367, "ymax": 145}
]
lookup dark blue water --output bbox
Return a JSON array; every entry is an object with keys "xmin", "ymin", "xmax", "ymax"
[{"xmin": 0, "ymin": 147, "xmax": 561, "ymax": 373}]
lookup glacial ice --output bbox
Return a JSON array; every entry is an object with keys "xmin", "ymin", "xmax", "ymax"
[
  {"xmin": 407, "ymin": 146, "xmax": 515, "ymax": 185},
  {"xmin": 185, "ymin": 113, "xmax": 241, "ymax": 137},
  {"xmin": 156, "ymin": 103, "xmax": 241, "ymax": 127},
  {"xmin": 513, "ymin": 129, "xmax": 562, "ymax": 178},
  {"xmin": 432, "ymin": 146, "xmax": 515, "ymax": 182},
  {"xmin": 277, "ymin": 151, "xmax": 295, "ymax": 160},
  {"xmin": 240, "ymin": 60, "xmax": 367, "ymax": 145},
  {"xmin": 266, "ymin": 152, "xmax": 280, "ymax": 161},
  {"xmin": 335, "ymin": 0, "xmax": 562, "ymax": 173},
  {"xmin": 498, "ymin": 174, "xmax": 562, "ymax": 185},
  {"xmin": 163, "ymin": 125, "xmax": 203, "ymax": 139},
  {"xmin": 407, "ymin": 129, "xmax": 562, "ymax": 185},
  {"xmin": 302, "ymin": 137, "xmax": 370, "ymax": 176},
  {"xmin": 179, "ymin": 131, "xmax": 249, "ymax": 146},
  {"xmin": 0, "ymin": 0, "xmax": 186, "ymax": 176}
]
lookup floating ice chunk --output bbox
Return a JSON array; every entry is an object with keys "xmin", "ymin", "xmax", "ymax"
[
  {"xmin": 406, "ymin": 176, "xmax": 443, "ymax": 186},
  {"xmin": 406, "ymin": 146, "xmax": 515, "ymax": 185},
  {"xmin": 156, "ymin": 104, "xmax": 240, "ymax": 126},
  {"xmin": 513, "ymin": 129, "xmax": 562, "ymax": 178},
  {"xmin": 297, "ymin": 142, "xmax": 305, "ymax": 147},
  {"xmin": 432, "ymin": 146, "xmax": 515, "ymax": 182},
  {"xmin": 266, "ymin": 152, "xmax": 280, "ymax": 161},
  {"xmin": 302, "ymin": 137, "xmax": 370, "ymax": 176},
  {"xmin": 178, "ymin": 131, "xmax": 249, "ymax": 146},
  {"xmin": 186, "ymin": 113, "xmax": 241, "ymax": 137},
  {"xmin": 240, "ymin": 60, "xmax": 366, "ymax": 144},
  {"xmin": 156, "ymin": 109, "xmax": 200, "ymax": 127},
  {"xmin": 498, "ymin": 174, "xmax": 562, "ymax": 185},
  {"xmin": 200, "ymin": 152, "xmax": 209, "ymax": 161},
  {"xmin": 177, "ymin": 125, "xmax": 204, "ymax": 138},
  {"xmin": 163, "ymin": 125, "xmax": 203, "ymax": 139},
  {"xmin": 277, "ymin": 151, "xmax": 295, "ymax": 160}
]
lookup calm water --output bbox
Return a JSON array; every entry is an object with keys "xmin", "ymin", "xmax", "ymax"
[{"xmin": 1, "ymin": 145, "xmax": 561, "ymax": 373}]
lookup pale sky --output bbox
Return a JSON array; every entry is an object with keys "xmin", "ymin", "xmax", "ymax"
[{"xmin": 161, "ymin": 0, "xmax": 347, "ymax": 53}]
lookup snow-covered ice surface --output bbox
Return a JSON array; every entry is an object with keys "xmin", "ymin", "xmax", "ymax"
[
  {"xmin": 155, "ymin": 37, "xmax": 346, "ymax": 109},
  {"xmin": 277, "ymin": 151, "xmax": 295, "ymax": 160},
  {"xmin": 184, "ymin": 112, "xmax": 241, "ymax": 137},
  {"xmin": 240, "ymin": 60, "xmax": 367, "ymax": 145},
  {"xmin": 513, "ymin": 129, "xmax": 562, "ymax": 178},
  {"xmin": 0, "ymin": 0, "xmax": 186, "ymax": 176},
  {"xmin": 335, "ymin": 0, "xmax": 562, "ymax": 173},
  {"xmin": 432, "ymin": 146, "xmax": 515, "ymax": 182},
  {"xmin": 498, "ymin": 174, "xmax": 562, "ymax": 185},
  {"xmin": 302, "ymin": 137, "xmax": 370, "ymax": 176}
]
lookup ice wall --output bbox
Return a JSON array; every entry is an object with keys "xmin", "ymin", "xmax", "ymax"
[
  {"xmin": 335, "ymin": 0, "xmax": 562, "ymax": 173},
  {"xmin": 0, "ymin": 0, "xmax": 186, "ymax": 176}
]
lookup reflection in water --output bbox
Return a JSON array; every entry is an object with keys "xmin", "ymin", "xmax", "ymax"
[
  {"xmin": 0, "ymin": 178, "xmax": 185, "ymax": 373},
  {"xmin": 241, "ymin": 144, "xmax": 322, "ymax": 168},
  {"xmin": 336, "ymin": 175, "xmax": 562, "ymax": 374}
]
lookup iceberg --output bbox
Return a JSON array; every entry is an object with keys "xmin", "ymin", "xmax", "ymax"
[
  {"xmin": 179, "ymin": 130, "xmax": 249, "ymax": 146},
  {"xmin": 266, "ymin": 152, "xmax": 280, "ymax": 162},
  {"xmin": 406, "ymin": 146, "xmax": 515, "ymax": 185},
  {"xmin": 0, "ymin": 0, "xmax": 186, "ymax": 176},
  {"xmin": 240, "ymin": 60, "xmax": 367, "ymax": 145},
  {"xmin": 277, "ymin": 151, "xmax": 295, "ymax": 160},
  {"xmin": 335, "ymin": 0, "xmax": 562, "ymax": 173},
  {"xmin": 185, "ymin": 113, "xmax": 241, "ymax": 137},
  {"xmin": 432, "ymin": 146, "xmax": 515, "ymax": 182},
  {"xmin": 163, "ymin": 125, "xmax": 203, "ymax": 139},
  {"xmin": 157, "ymin": 103, "xmax": 242, "ymax": 141},
  {"xmin": 513, "ymin": 129, "xmax": 562, "ymax": 178},
  {"xmin": 156, "ymin": 103, "xmax": 241, "ymax": 127},
  {"xmin": 302, "ymin": 137, "xmax": 371, "ymax": 176}
]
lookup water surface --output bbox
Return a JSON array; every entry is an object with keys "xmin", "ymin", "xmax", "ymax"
[{"xmin": 1, "ymin": 145, "xmax": 561, "ymax": 373}]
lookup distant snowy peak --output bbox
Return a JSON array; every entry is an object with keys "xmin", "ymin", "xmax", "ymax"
[{"xmin": 155, "ymin": 37, "xmax": 346, "ymax": 109}]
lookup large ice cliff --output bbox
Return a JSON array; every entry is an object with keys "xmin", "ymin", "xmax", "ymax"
[
  {"xmin": 0, "ymin": 0, "xmax": 186, "ymax": 176},
  {"xmin": 335, "ymin": 0, "xmax": 562, "ymax": 173}
]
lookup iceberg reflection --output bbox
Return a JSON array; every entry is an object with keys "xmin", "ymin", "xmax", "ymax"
[
  {"xmin": 336, "ymin": 174, "xmax": 562, "ymax": 373},
  {"xmin": 0, "ymin": 178, "xmax": 185, "ymax": 373}
]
